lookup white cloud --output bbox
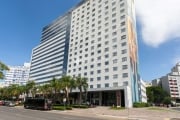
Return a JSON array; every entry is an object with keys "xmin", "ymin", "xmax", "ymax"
[{"xmin": 136, "ymin": 0, "xmax": 180, "ymax": 47}]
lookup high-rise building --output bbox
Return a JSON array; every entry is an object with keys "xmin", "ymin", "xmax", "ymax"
[
  {"xmin": 30, "ymin": 0, "xmax": 141, "ymax": 107},
  {"xmin": 151, "ymin": 62, "xmax": 180, "ymax": 103},
  {"xmin": 4, "ymin": 63, "xmax": 30, "ymax": 86},
  {"xmin": 67, "ymin": 0, "xmax": 140, "ymax": 107},
  {"xmin": 29, "ymin": 13, "xmax": 71, "ymax": 84}
]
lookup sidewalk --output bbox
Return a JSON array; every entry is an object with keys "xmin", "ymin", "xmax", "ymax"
[
  {"xmin": 48, "ymin": 106, "xmax": 180, "ymax": 120},
  {"xmin": 15, "ymin": 106, "xmax": 180, "ymax": 120}
]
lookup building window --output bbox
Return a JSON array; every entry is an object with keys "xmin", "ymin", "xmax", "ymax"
[
  {"xmin": 90, "ymin": 78, "xmax": 94, "ymax": 82},
  {"xmin": 121, "ymin": 42, "xmax": 126, "ymax": 46},
  {"xmin": 105, "ymin": 76, "xmax": 109, "ymax": 80},
  {"xmin": 121, "ymin": 28, "xmax": 126, "ymax": 33},
  {"xmin": 97, "ymin": 70, "xmax": 101, "ymax": 73},
  {"xmin": 122, "ymin": 73, "xmax": 128, "ymax": 78},
  {"xmin": 91, "ymin": 65, "xmax": 94, "ymax": 68},
  {"xmin": 113, "ymin": 67, "xmax": 118, "ymax": 71},
  {"xmin": 97, "ymin": 84, "xmax": 101, "ymax": 88},
  {"xmin": 122, "ymin": 65, "xmax": 128, "ymax": 70},
  {"xmin": 113, "ymin": 52, "xmax": 117, "ymax": 56},
  {"xmin": 105, "ymin": 61, "xmax": 109, "ymax": 65},
  {"xmin": 113, "ymin": 82, "xmax": 118, "ymax": 87},
  {"xmin": 90, "ymin": 85, "xmax": 93, "ymax": 88},
  {"xmin": 122, "ymin": 49, "xmax": 127, "ymax": 54},
  {"xmin": 113, "ymin": 74, "xmax": 118, "ymax": 79},
  {"xmin": 97, "ymin": 63, "xmax": 101, "ymax": 67},
  {"xmin": 97, "ymin": 77, "xmax": 101, "ymax": 81},
  {"xmin": 105, "ymin": 68, "xmax": 109, "ymax": 72},
  {"xmin": 113, "ymin": 59, "xmax": 118, "ymax": 64},
  {"xmin": 122, "ymin": 57, "xmax": 127, "ymax": 62},
  {"xmin": 121, "ymin": 35, "xmax": 126, "ymax": 40},
  {"xmin": 105, "ymin": 47, "xmax": 109, "ymax": 52},
  {"xmin": 121, "ymin": 21, "xmax": 125, "ymax": 26},
  {"xmin": 105, "ymin": 54, "xmax": 109, "ymax": 58},
  {"xmin": 105, "ymin": 83, "xmax": 109, "ymax": 88}
]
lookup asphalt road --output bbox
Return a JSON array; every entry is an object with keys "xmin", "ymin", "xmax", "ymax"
[{"xmin": 0, "ymin": 106, "xmax": 104, "ymax": 120}]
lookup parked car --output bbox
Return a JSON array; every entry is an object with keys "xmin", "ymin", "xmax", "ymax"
[
  {"xmin": 0, "ymin": 100, "xmax": 4, "ymax": 106},
  {"xmin": 4, "ymin": 101, "xmax": 15, "ymax": 107},
  {"xmin": 8, "ymin": 101, "xmax": 15, "ymax": 107}
]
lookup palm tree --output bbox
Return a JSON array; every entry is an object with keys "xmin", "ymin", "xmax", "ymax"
[
  {"xmin": 0, "ymin": 61, "xmax": 9, "ymax": 79},
  {"xmin": 60, "ymin": 75, "xmax": 75, "ymax": 105},
  {"xmin": 38, "ymin": 84, "xmax": 51, "ymax": 98},
  {"xmin": 75, "ymin": 76, "xmax": 88, "ymax": 105},
  {"xmin": 50, "ymin": 77, "xmax": 61, "ymax": 101},
  {"xmin": 26, "ymin": 80, "xmax": 36, "ymax": 97},
  {"xmin": 9, "ymin": 84, "xmax": 21, "ymax": 100}
]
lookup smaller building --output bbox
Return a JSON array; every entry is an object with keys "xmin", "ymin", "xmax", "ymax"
[
  {"xmin": 4, "ymin": 62, "xmax": 30, "ymax": 86},
  {"xmin": 152, "ymin": 62, "xmax": 180, "ymax": 101},
  {"xmin": 152, "ymin": 78, "xmax": 161, "ymax": 87},
  {"xmin": 139, "ymin": 79, "xmax": 147, "ymax": 103}
]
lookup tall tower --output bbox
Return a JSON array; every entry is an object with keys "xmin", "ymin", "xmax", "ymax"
[
  {"xmin": 29, "ymin": 12, "xmax": 71, "ymax": 84},
  {"xmin": 67, "ymin": 0, "xmax": 140, "ymax": 107}
]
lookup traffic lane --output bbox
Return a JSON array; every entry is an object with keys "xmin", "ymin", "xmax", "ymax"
[{"xmin": 0, "ymin": 106, "xmax": 103, "ymax": 120}]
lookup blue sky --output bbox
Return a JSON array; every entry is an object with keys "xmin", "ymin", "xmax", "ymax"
[{"xmin": 0, "ymin": 0, "xmax": 180, "ymax": 81}]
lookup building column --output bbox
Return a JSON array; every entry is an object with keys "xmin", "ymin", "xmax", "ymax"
[
  {"xmin": 124, "ymin": 86, "xmax": 133, "ymax": 108},
  {"xmin": 99, "ymin": 92, "xmax": 102, "ymax": 106},
  {"xmin": 116, "ymin": 90, "xmax": 121, "ymax": 107}
]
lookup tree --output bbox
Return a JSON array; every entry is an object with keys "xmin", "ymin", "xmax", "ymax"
[
  {"xmin": 60, "ymin": 75, "xmax": 75, "ymax": 105},
  {"xmin": 26, "ymin": 80, "xmax": 36, "ymax": 97},
  {"xmin": 38, "ymin": 84, "xmax": 51, "ymax": 98},
  {"xmin": 0, "ymin": 61, "xmax": 9, "ymax": 79},
  {"xmin": 163, "ymin": 97, "xmax": 172, "ymax": 105},
  {"xmin": 50, "ymin": 77, "xmax": 61, "ymax": 101},
  {"xmin": 146, "ymin": 86, "xmax": 169, "ymax": 104},
  {"xmin": 75, "ymin": 76, "xmax": 88, "ymax": 105}
]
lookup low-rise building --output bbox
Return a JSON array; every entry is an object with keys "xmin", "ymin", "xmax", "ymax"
[
  {"xmin": 139, "ymin": 79, "xmax": 147, "ymax": 103},
  {"xmin": 4, "ymin": 62, "xmax": 30, "ymax": 86}
]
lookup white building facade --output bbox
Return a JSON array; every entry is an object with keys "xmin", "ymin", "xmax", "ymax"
[
  {"xmin": 29, "ymin": 13, "xmax": 71, "ymax": 84},
  {"xmin": 161, "ymin": 63, "xmax": 180, "ymax": 99},
  {"xmin": 139, "ymin": 79, "xmax": 147, "ymax": 103},
  {"xmin": 30, "ymin": 0, "xmax": 141, "ymax": 107},
  {"xmin": 4, "ymin": 63, "xmax": 30, "ymax": 86},
  {"xmin": 67, "ymin": 0, "xmax": 140, "ymax": 107}
]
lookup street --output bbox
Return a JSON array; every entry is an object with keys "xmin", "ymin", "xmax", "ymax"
[{"xmin": 0, "ymin": 106, "xmax": 103, "ymax": 120}]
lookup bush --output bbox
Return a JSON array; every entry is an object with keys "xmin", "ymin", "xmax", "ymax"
[
  {"xmin": 53, "ymin": 105, "xmax": 72, "ymax": 110},
  {"xmin": 72, "ymin": 104, "xmax": 88, "ymax": 109},
  {"xmin": 133, "ymin": 102, "xmax": 149, "ymax": 108},
  {"xmin": 53, "ymin": 106, "xmax": 65, "ymax": 110}
]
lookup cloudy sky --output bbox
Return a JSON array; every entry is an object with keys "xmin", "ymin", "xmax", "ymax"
[
  {"xmin": 136, "ymin": 0, "xmax": 180, "ymax": 80},
  {"xmin": 0, "ymin": 0, "xmax": 180, "ymax": 81}
]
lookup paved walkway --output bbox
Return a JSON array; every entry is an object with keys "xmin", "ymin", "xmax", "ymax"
[
  {"xmin": 16, "ymin": 106, "xmax": 180, "ymax": 120},
  {"xmin": 48, "ymin": 106, "xmax": 180, "ymax": 120}
]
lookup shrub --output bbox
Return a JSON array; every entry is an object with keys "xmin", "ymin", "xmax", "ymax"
[
  {"xmin": 72, "ymin": 104, "xmax": 88, "ymax": 109},
  {"xmin": 53, "ymin": 106, "xmax": 65, "ymax": 110},
  {"xmin": 53, "ymin": 105, "xmax": 72, "ymax": 110},
  {"xmin": 133, "ymin": 102, "xmax": 149, "ymax": 108},
  {"xmin": 111, "ymin": 106, "xmax": 125, "ymax": 110}
]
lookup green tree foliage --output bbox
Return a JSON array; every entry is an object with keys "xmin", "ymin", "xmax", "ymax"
[
  {"xmin": 75, "ymin": 76, "xmax": 88, "ymax": 105},
  {"xmin": 26, "ymin": 80, "xmax": 36, "ymax": 97},
  {"xmin": 60, "ymin": 75, "xmax": 75, "ymax": 105},
  {"xmin": 163, "ymin": 97, "xmax": 172, "ymax": 105},
  {"xmin": 0, "ymin": 61, "xmax": 9, "ymax": 79},
  {"xmin": 146, "ymin": 86, "xmax": 169, "ymax": 104}
]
